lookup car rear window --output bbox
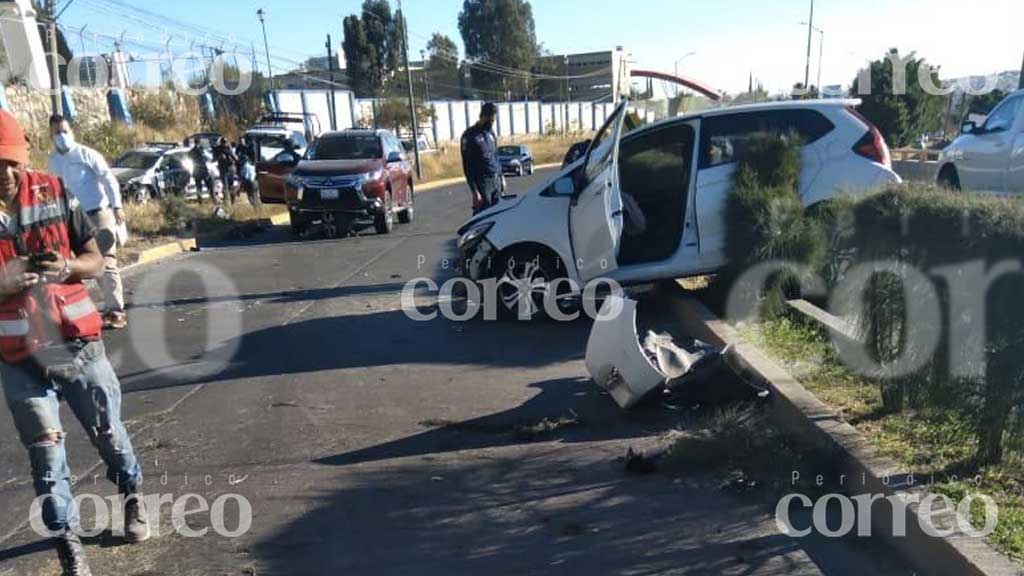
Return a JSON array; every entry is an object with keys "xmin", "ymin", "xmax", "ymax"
[
  {"xmin": 698, "ymin": 109, "xmax": 835, "ymax": 169},
  {"xmin": 498, "ymin": 146, "xmax": 520, "ymax": 155},
  {"xmin": 307, "ymin": 136, "xmax": 383, "ymax": 161}
]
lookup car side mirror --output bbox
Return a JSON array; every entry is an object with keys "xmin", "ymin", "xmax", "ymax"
[
  {"xmin": 387, "ymin": 151, "xmax": 403, "ymax": 164},
  {"xmin": 961, "ymin": 121, "xmax": 977, "ymax": 135},
  {"xmin": 553, "ymin": 177, "xmax": 575, "ymax": 196},
  {"xmin": 276, "ymin": 152, "xmax": 299, "ymax": 166}
]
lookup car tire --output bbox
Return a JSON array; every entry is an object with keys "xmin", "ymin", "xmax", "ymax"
[
  {"xmin": 289, "ymin": 211, "xmax": 309, "ymax": 236},
  {"xmin": 398, "ymin": 183, "xmax": 414, "ymax": 224},
  {"xmin": 133, "ymin": 185, "xmax": 153, "ymax": 205},
  {"xmin": 527, "ymin": 162, "xmax": 535, "ymax": 175},
  {"xmin": 938, "ymin": 165, "xmax": 961, "ymax": 191},
  {"xmin": 375, "ymin": 191, "xmax": 394, "ymax": 235},
  {"xmin": 494, "ymin": 248, "xmax": 569, "ymax": 321},
  {"xmin": 516, "ymin": 165, "xmax": 523, "ymax": 177}
]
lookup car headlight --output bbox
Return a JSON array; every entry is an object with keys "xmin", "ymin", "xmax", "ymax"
[
  {"xmin": 458, "ymin": 222, "xmax": 494, "ymax": 251},
  {"xmin": 355, "ymin": 169, "xmax": 386, "ymax": 190},
  {"xmin": 286, "ymin": 175, "xmax": 305, "ymax": 201}
]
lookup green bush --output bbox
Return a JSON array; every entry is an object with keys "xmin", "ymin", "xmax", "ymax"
[
  {"xmin": 130, "ymin": 91, "xmax": 178, "ymax": 132},
  {"xmin": 722, "ymin": 133, "xmax": 826, "ymax": 318},
  {"xmin": 819, "ymin": 185, "xmax": 1024, "ymax": 463}
]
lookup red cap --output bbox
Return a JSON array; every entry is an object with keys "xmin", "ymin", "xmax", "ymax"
[{"xmin": 0, "ymin": 110, "xmax": 29, "ymax": 165}]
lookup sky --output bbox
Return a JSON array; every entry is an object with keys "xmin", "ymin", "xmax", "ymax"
[{"xmin": 59, "ymin": 0, "xmax": 1024, "ymax": 96}]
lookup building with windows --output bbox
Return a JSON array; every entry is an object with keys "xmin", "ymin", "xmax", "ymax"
[{"xmin": 535, "ymin": 47, "xmax": 631, "ymax": 104}]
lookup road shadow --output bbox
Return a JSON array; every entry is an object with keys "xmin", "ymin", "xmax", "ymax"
[
  {"xmin": 254, "ymin": 440, "xmax": 907, "ymax": 576},
  {"xmin": 117, "ymin": 303, "xmax": 593, "ymax": 394},
  {"xmin": 314, "ymin": 376, "xmax": 679, "ymax": 467}
]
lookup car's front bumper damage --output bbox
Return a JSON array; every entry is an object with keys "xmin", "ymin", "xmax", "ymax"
[{"xmin": 460, "ymin": 238, "xmax": 497, "ymax": 281}]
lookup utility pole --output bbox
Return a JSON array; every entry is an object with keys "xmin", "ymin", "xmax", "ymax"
[
  {"xmin": 420, "ymin": 50, "xmax": 431, "ymax": 103},
  {"xmin": 803, "ymin": 0, "xmax": 814, "ymax": 91},
  {"xmin": 397, "ymin": 0, "xmax": 421, "ymax": 180},
  {"xmin": 1019, "ymin": 50, "xmax": 1024, "ymax": 90},
  {"xmin": 816, "ymin": 28, "xmax": 824, "ymax": 96},
  {"xmin": 325, "ymin": 34, "xmax": 337, "ymax": 130},
  {"xmin": 257, "ymin": 9, "xmax": 274, "ymax": 89},
  {"xmin": 563, "ymin": 55, "xmax": 569, "ymax": 133},
  {"xmin": 43, "ymin": 0, "xmax": 61, "ymax": 116}
]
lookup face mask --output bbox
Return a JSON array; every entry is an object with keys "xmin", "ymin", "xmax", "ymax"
[{"xmin": 53, "ymin": 133, "xmax": 74, "ymax": 154}]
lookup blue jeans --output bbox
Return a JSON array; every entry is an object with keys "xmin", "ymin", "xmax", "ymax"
[{"xmin": 1, "ymin": 340, "xmax": 142, "ymax": 533}]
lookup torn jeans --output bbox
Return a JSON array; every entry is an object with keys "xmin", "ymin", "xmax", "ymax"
[{"xmin": 1, "ymin": 340, "xmax": 142, "ymax": 532}]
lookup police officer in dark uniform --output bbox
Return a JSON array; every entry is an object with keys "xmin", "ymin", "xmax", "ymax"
[{"xmin": 460, "ymin": 102, "xmax": 504, "ymax": 214}]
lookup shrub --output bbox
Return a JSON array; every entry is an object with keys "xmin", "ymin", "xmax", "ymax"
[
  {"xmin": 722, "ymin": 133, "xmax": 826, "ymax": 318},
  {"xmin": 821, "ymin": 185, "xmax": 1024, "ymax": 463},
  {"xmin": 130, "ymin": 91, "xmax": 178, "ymax": 131}
]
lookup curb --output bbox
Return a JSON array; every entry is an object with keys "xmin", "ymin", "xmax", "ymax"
[
  {"xmin": 414, "ymin": 163, "xmax": 562, "ymax": 193},
  {"xmin": 661, "ymin": 282, "xmax": 1023, "ymax": 576},
  {"xmin": 122, "ymin": 238, "xmax": 196, "ymax": 272}
]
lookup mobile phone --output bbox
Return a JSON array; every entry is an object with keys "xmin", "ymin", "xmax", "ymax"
[{"xmin": 29, "ymin": 252, "xmax": 58, "ymax": 270}]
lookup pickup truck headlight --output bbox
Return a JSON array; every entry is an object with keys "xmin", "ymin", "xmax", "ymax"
[
  {"xmin": 458, "ymin": 222, "xmax": 494, "ymax": 251},
  {"xmin": 355, "ymin": 169, "xmax": 386, "ymax": 190}
]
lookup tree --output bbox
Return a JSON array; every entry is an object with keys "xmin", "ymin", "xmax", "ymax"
[
  {"xmin": 426, "ymin": 33, "xmax": 458, "ymax": 70},
  {"xmin": 968, "ymin": 89, "xmax": 1006, "ymax": 116},
  {"xmin": 851, "ymin": 49, "xmax": 947, "ymax": 148},
  {"xmin": 341, "ymin": 0, "xmax": 405, "ymax": 97},
  {"xmin": 342, "ymin": 15, "xmax": 374, "ymax": 96},
  {"xmin": 373, "ymin": 98, "xmax": 433, "ymax": 135},
  {"xmin": 458, "ymin": 0, "xmax": 538, "ymax": 95}
]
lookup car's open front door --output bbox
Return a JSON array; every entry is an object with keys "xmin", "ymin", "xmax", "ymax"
[{"xmin": 569, "ymin": 100, "xmax": 629, "ymax": 284}]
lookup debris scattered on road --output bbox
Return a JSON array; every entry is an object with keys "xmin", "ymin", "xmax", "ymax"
[
  {"xmin": 623, "ymin": 446, "xmax": 664, "ymax": 475},
  {"xmin": 587, "ymin": 295, "xmax": 729, "ymax": 409}
]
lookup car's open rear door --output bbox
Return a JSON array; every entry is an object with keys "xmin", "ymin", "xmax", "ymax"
[{"xmin": 569, "ymin": 100, "xmax": 629, "ymax": 284}]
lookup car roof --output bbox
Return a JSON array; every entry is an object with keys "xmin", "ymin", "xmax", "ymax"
[
  {"xmin": 320, "ymin": 129, "xmax": 390, "ymax": 138},
  {"xmin": 639, "ymin": 98, "xmax": 862, "ymax": 132}
]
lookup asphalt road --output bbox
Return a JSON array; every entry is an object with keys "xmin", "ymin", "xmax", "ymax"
[{"xmin": 0, "ymin": 170, "xmax": 912, "ymax": 576}]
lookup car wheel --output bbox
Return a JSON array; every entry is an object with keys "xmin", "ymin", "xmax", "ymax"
[
  {"xmin": 527, "ymin": 162, "xmax": 535, "ymax": 175},
  {"xmin": 375, "ymin": 191, "xmax": 394, "ymax": 235},
  {"xmin": 133, "ymin": 185, "xmax": 153, "ymax": 204},
  {"xmin": 516, "ymin": 165, "xmax": 523, "ymax": 177},
  {"xmin": 938, "ymin": 165, "xmax": 961, "ymax": 191},
  {"xmin": 398, "ymin": 183, "xmax": 414, "ymax": 224},
  {"xmin": 495, "ymin": 249, "xmax": 567, "ymax": 321},
  {"xmin": 289, "ymin": 211, "xmax": 308, "ymax": 236}
]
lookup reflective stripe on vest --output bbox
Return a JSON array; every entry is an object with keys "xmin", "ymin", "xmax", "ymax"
[
  {"xmin": 0, "ymin": 319, "xmax": 30, "ymax": 337},
  {"xmin": 61, "ymin": 297, "xmax": 97, "ymax": 322},
  {"xmin": 19, "ymin": 201, "xmax": 66, "ymax": 227}
]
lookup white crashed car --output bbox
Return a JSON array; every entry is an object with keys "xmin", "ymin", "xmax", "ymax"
[{"xmin": 458, "ymin": 98, "xmax": 901, "ymax": 318}]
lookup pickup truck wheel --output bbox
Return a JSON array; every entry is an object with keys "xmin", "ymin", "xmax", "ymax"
[
  {"xmin": 938, "ymin": 165, "xmax": 961, "ymax": 191},
  {"xmin": 289, "ymin": 211, "xmax": 308, "ymax": 236},
  {"xmin": 398, "ymin": 184, "xmax": 414, "ymax": 223},
  {"xmin": 374, "ymin": 192, "xmax": 394, "ymax": 235}
]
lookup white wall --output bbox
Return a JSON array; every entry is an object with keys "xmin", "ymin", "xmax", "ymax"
[{"xmin": 269, "ymin": 90, "xmax": 649, "ymax": 142}]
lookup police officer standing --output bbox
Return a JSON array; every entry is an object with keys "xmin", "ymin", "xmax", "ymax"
[{"xmin": 461, "ymin": 102, "xmax": 504, "ymax": 214}]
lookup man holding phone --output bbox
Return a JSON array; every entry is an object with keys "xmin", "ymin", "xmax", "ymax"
[{"xmin": 0, "ymin": 111, "xmax": 148, "ymax": 576}]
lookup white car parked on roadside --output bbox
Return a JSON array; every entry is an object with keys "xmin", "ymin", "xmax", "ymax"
[
  {"xmin": 458, "ymin": 98, "xmax": 901, "ymax": 318},
  {"xmin": 937, "ymin": 89, "xmax": 1024, "ymax": 194}
]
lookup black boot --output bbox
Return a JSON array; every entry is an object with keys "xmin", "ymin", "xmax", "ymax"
[
  {"xmin": 122, "ymin": 487, "xmax": 152, "ymax": 543},
  {"xmin": 54, "ymin": 531, "xmax": 92, "ymax": 576}
]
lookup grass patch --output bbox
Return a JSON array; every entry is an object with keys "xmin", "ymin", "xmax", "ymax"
[
  {"xmin": 745, "ymin": 316, "xmax": 1024, "ymax": 561},
  {"xmin": 417, "ymin": 134, "xmax": 585, "ymax": 182}
]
